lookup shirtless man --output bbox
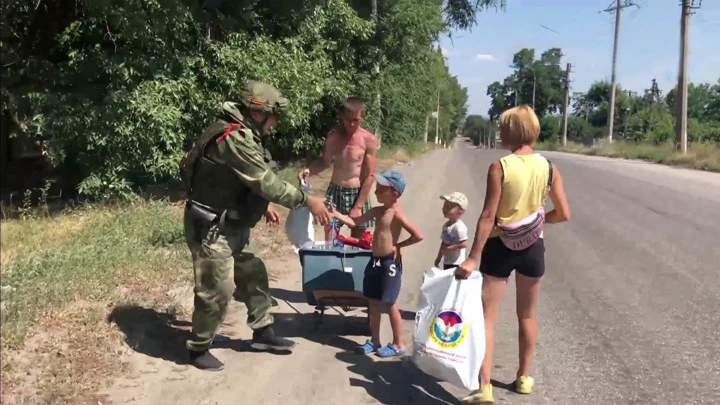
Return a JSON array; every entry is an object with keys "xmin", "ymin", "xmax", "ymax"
[{"xmin": 299, "ymin": 97, "xmax": 378, "ymax": 240}]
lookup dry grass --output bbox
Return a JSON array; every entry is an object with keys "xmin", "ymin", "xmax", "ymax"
[
  {"xmin": 535, "ymin": 140, "xmax": 720, "ymax": 172},
  {"xmin": 1, "ymin": 201, "xmax": 189, "ymax": 404},
  {"xmin": 0, "ymin": 141, "xmax": 434, "ymax": 404}
]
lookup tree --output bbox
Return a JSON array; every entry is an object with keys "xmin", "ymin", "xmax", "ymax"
[
  {"xmin": 665, "ymin": 82, "xmax": 715, "ymax": 122},
  {"xmin": 1, "ymin": 0, "xmax": 474, "ymax": 199},
  {"xmin": 564, "ymin": 77, "xmax": 720, "ymax": 144},
  {"xmin": 486, "ymin": 47, "xmax": 566, "ymax": 120},
  {"xmin": 575, "ymin": 80, "xmax": 633, "ymax": 133},
  {"xmin": 463, "ymin": 114, "xmax": 490, "ymax": 145},
  {"xmin": 443, "ymin": 0, "xmax": 507, "ymax": 30}
]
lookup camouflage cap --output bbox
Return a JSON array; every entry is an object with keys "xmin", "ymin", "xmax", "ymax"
[{"xmin": 239, "ymin": 80, "xmax": 289, "ymax": 116}]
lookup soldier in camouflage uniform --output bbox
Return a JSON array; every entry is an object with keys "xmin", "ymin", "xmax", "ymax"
[{"xmin": 179, "ymin": 80, "xmax": 331, "ymax": 371}]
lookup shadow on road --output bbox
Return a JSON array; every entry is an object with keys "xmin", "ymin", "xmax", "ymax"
[
  {"xmin": 335, "ymin": 342, "xmax": 458, "ymax": 405},
  {"xmin": 490, "ymin": 378, "xmax": 516, "ymax": 393},
  {"xmin": 269, "ymin": 287, "xmax": 307, "ymax": 304},
  {"xmin": 107, "ymin": 303, "xmax": 192, "ymax": 366},
  {"xmin": 268, "ymin": 313, "xmax": 458, "ymax": 405}
]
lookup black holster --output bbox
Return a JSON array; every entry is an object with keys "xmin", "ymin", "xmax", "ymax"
[
  {"xmin": 186, "ymin": 200, "xmax": 220, "ymax": 222},
  {"xmin": 186, "ymin": 200, "xmax": 228, "ymax": 245}
]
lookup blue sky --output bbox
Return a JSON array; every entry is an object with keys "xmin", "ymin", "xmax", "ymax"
[{"xmin": 439, "ymin": 0, "xmax": 720, "ymax": 117}]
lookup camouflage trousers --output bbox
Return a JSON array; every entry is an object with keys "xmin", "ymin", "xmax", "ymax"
[{"xmin": 183, "ymin": 208, "xmax": 273, "ymax": 352}]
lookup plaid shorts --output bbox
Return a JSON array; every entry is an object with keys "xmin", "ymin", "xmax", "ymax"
[{"xmin": 325, "ymin": 183, "xmax": 374, "ymax": 230}]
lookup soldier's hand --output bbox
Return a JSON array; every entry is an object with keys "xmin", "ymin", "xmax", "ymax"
[
  {"xmin": 307, "ymin": 196, "xmax": 330, "ymax": 226},
  {"xmin": 265, "ymin": 206, "xmax": 280, "ymax": 225}
]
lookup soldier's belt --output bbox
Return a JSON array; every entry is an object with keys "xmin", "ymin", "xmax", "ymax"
[{"xmin": 186, "ymin": 200, "xmax": 250, "ymax": 225}]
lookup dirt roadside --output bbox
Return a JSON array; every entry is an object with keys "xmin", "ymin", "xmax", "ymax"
[{"xmin": 0, "ymin": 144, "xmax": 443, "ymax": 405}]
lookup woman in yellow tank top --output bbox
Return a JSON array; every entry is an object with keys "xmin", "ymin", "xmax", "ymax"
[{"xmin": 456, "ymin": 105, "xmax": 570, "ymax": 404}]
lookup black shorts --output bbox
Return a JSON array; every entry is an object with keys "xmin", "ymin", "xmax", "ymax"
[
  {"xmin": 480, "ymin": 237, "xmax": 545, "ymax": 279},
  {"xmin": 443, "ymin": 264, "xmax": 458, "ymax": 270},
  {"xmin": 363, "ymin": 255, "xmax": 403, "ymax": 304}
]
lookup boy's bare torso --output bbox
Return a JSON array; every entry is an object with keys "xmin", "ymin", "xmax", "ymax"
[
  {"xmin": 371, "ymin": 204, "xmax": 403, "ymax": 257},
  {"xmin": 326, "ymin": 127, "xmax": 374, "ymax": 189}
]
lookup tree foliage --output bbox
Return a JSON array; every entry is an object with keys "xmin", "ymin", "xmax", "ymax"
[
  {"xmin": 1, "ymin": 0, "xmax": 492, "ymax": 199},
  {"xmin": 484, "ymin": 47, "xmax": 720, "ymax": 146},
  {"xmin": 462, "ymin": 114, "xmax": 491, "ymax": 145},
  {"xmin": 486, "ymin": 47, "xmax": 566, "ymax": 120}
]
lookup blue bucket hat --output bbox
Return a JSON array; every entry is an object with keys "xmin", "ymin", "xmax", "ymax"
[{"xmin": 374, "ymin": 170, "xmax": 406, "ymax": 195}]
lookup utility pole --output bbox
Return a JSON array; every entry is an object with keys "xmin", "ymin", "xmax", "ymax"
[
  {"xmin": 624, "ymin": 89, "xmax": 636, "ymax": 139},
  {"xmin": 585, "ymin": 102, "xmax": 590, "ymax": 122},
  {"xmin": 561, "ymin": 63, "xmax": 572, "ymax": 146},
  {"xmin": 676, "ymin": 0, "xmax": 700, "ymax": 153},
  {"xmin": 434, "ymin": 89, "xmax": 440, "ymax": 144},
  {"xmin": 424, "ymin": 111, "xmax": 429, "ymax": 143},
  {"xmin": 371, "ymin": 0, "xmax": 382, "ymax": 149},
  {"xmin": 603, "ymin": 0, "xmax": 637, "ymax": 143},
  {"xmin": 532, "ymin": 71, "xmax": 536, "ymax": 110}
]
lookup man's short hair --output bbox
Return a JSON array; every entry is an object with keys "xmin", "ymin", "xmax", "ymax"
[
  {"xmin": 498, "ymin": 105, "xmax": 540, "ymax": 149},
  {"xmin": 340, "ymin": 96, "xmax": 365, "ymax": 114}
]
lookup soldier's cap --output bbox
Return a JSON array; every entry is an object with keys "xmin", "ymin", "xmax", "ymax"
[
  {"xmin": 239, "ymin": 80, "xmax": 288, "ymax": 116},
  {"xmin": 375, "ymin": 170, "xmax": 405, "ymax": 196},
  {"xmin": 440, "ymin": 192, "xmax": 468, "ymax": 211}
]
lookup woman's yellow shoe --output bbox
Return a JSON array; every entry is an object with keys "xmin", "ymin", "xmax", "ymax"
[
  {"xmin": 515, "ymin": 375, "xmax": 535, "ymax": 394},
  {"xmin": 459, "ymin": 384, "xmax": 494, "ymax": 404}
]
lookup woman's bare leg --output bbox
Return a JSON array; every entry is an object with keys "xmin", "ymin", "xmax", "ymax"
[
  {"xmin": 479, "ymin": 275, "xmax": 508, "ymax": 387},
  {"xmin": 515, "ymin": 273, "xmax": 541, "ymax": 378}
]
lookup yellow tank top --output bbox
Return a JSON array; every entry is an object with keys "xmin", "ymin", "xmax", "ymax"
[{"xmin": 489, "ymin": 153, "xmax": 551, "ymax": 238}]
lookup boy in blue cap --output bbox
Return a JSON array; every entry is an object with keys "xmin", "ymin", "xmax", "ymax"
[{"xmin": 330, "ymin": 169, "xmax": 423, "ymax": 357}]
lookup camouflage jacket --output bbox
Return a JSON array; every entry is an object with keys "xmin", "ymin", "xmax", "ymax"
[{"xmin": 180, "ymin": 102, "xmax": 306, "ymax": 227}]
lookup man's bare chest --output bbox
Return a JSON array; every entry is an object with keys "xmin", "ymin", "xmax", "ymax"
[{"xmin": 332, "ymin": 139, "xmax": 366, "ymax": 164}]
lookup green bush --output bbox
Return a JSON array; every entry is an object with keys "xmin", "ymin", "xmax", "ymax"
[{"xmin": 539, "ymin": 116, "xmax": 560, "ymax": 143}]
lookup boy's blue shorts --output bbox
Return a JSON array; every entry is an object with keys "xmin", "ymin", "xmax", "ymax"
[{"xmin": 363, "ymin": 255, "xmax": 403, "ymax": 304}]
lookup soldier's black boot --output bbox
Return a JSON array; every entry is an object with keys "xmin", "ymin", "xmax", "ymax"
[
  {"xmin": 189, "ymin": 349, "xmax": 224, "ymax": 371},
  {"xmin": 250, "ymin": 325, "xmax": 296, "ymax": 352}
]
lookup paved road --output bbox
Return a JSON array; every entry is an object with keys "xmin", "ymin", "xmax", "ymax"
[{"xmin": 107, "ymin": 139, "xmax": 720, "ymax": 404}]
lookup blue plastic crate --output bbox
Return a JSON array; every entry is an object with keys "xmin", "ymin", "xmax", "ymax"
[{"xmin": 299, "ymin": 244, "xmax": 373, "ymax": 306}]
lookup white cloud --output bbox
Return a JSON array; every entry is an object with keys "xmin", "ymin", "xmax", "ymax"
[{"xmin": 475, "ymin": 53, "xmax": 496, "ymax": 62}]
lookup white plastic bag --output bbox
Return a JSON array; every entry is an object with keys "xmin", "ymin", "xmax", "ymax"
[
  {"xmin": 285, "ymin": 179, "xmax": 314, "ymax": 253},
  {"xmin": 412, "ymin": 267, "xmax": 485, "ymax": 391}
]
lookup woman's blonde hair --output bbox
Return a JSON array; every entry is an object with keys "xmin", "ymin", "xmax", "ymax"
[{"xmin": 498, "ymin": 105, "xmax": 540, "ymax": 150}]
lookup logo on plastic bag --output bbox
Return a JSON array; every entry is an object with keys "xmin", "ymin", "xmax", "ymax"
[{"xmin": 430, "ymin": 310, "xmax": 467, "ymax": 349}]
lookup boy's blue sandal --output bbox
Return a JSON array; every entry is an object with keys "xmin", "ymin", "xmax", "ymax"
[
  {"xmin": 355, "ymin": 340, "xmax": 381, "ymax": 354},
  {"xmin": 376, "ymin": 343, "xmax": 406, "ymax": 358}
]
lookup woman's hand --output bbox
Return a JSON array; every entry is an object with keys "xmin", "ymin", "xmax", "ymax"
[{"xmin": 455, "ymin": 257, "xmax": 478, "ymax": 279}]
